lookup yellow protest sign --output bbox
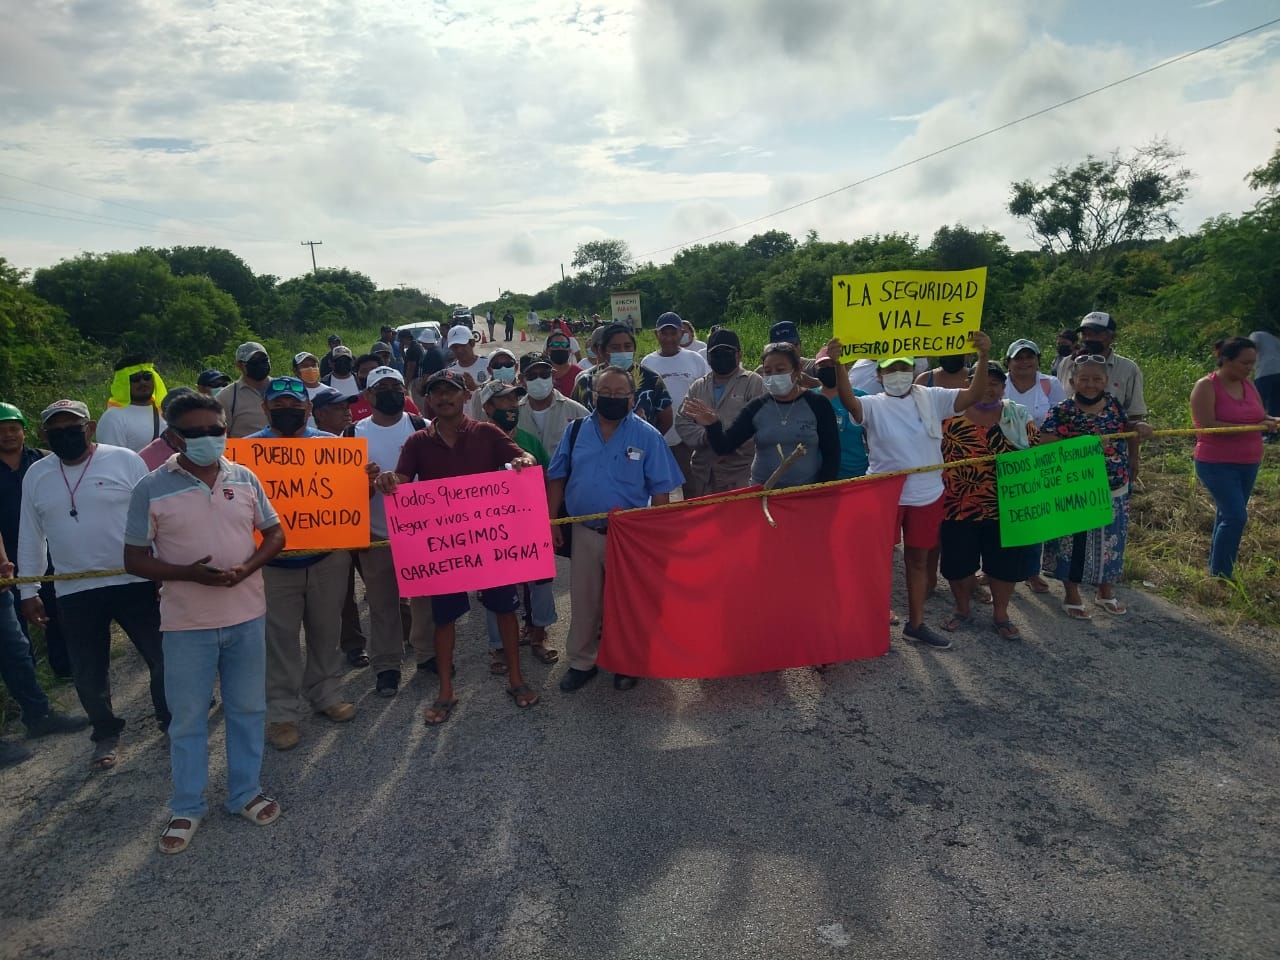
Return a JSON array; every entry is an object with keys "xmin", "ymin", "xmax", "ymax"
[{"xmin": 831, "ymin": 267, "xmax": 987, "ymax": 361}]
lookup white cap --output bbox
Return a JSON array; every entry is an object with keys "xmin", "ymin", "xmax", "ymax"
[
  {"xmin": 446, "ymin": 325, "xmax": 472, "ymax": 348},
  {"xmin": 417, "ymin": 327, "xmax": 441, "ymax": 344},
  {"xmin": 365, "ymin": 366, "xmax": 404, "ymax": 389}
]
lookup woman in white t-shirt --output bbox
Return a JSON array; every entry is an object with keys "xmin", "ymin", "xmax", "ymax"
[{"xmin": 1003, "ymin": 339, "xmax": 1067, "ymax": 426}]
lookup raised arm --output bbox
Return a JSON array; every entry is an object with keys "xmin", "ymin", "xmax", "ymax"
[{"xmin": 951, "ymin": 331, "xmax": 992, "ymax": 414}]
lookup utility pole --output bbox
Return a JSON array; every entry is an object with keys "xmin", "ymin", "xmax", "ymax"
[{"xmin": 300, "ymin": 240, "xmax": 322, "ymax": 274}]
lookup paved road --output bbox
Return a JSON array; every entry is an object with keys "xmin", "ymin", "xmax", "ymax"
[{"xmin": 2, "ymin": 567, "xmax": 1276, "ymax": 960}]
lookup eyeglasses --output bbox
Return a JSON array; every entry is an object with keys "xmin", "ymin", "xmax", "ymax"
[
  {"xmin": 596, "ymin": 390, "xmax": 634, "ymax": 400},
  {"xmin": 265, "ymin": 379, "xmax": 308, "ymax": 398},
  {"xmin": 175, "ymin": 425, "xmax": 227, "ymax": 438},
  {"xmin": 524, "ymin": 370, "xmax": 552, "ymax": 380},
  {"xmin": 129, "ymin": 372, "xmax": 154, "ymax": 383},
  {"xmin": 1072, "ymin": 355, "xmax": 1108, "ymax": 365}
]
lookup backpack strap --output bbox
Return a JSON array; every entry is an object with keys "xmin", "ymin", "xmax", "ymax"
[{"xmin": 409, "ymin": 415, "xmax": 427, "ymax": 431}]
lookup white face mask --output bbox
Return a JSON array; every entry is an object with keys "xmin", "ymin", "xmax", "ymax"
[
  {"xmin": 881, "ymin": 371, "xmax": 914, "ymax": 397},
  {"xmin": 764, "ymin": 373, "xmax": 794, "ymax": 396},
  {"xmin": 525, "ymin": 377, "xmax": 554, "ymax": 400}
]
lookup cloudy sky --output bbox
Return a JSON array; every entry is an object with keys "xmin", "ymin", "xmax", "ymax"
[{"xmin": 2, "ymin": 0, "xmax": 1278, "ymax": 304}]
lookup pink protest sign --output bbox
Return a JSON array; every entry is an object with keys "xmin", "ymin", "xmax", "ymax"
[{"xmin": 384, "ymin": 467, "xmax": 556, "ymax": 597}]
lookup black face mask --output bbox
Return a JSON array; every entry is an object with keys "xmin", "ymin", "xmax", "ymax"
[
  {"xmin": 332, "ymin": 359, "xmax": 353, "ymax": 376},
  {"xmin": 373, "ymin": 392, "xmax": 406, "ymax": 415},
  {"xmin": 939, "ymin": 355, "xmax": 966, "ymax": 373},
  {"xmin": 708, "ymin": 351, "xmax": 737, "ymax": 376},
  {"xmin": 269, "ymin": 409, "xmax": 307, "ymax": 435},
  {"xmin": 1082, "ymin": 340, "xmax": 1106, "ymax": 355},
  {"xmin": 548, "ymin": 349, "xmax": 571, "ymax": 365},
  {"xmin": 1075, "ymin": 391, "xmax": 1105, "ymax": 405},
  {"xmin": 1057, "ymin": 343, "xmax": 1075, "ymax": 357},
  {"xmin": 490, "ymin": 409, "xmax": 519, "ymax": 432},
  {"xmin": 245, "ymin": 358, "xmax": 271, "ymax": 381},
  {"xmin": 595, "ymin": 396, "xmax": 630, "ymax": 421},
  {"xmin": 46, "ymin": 426, "xmax": 89, "ymax": 462},
  {"xmin": 816, "ymin": 367, "xmax": 839, "ymax": 389}
]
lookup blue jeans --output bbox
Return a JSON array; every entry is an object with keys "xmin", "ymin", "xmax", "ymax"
[
  {"xmin": 1194, "ymin": 460, "xmax": 1260, "ymax": 579},
  {"xmin": 0, "ymin": 595, "xmax": 51, "ymax": 724},
  {"xmin": 164, "ymin": 615, "xmax": 266, "ymax": 819},
  {"xmin": 486, "ymin": 581, "xmax": 557, "ymax": 650}
]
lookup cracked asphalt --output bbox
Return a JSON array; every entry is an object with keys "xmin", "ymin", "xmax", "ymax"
[{"xmin": 3, "ymin": 565, "xmax": 1277, "ymax": 960}]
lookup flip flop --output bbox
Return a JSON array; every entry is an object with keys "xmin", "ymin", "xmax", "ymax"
[
  {"xmin": 942, "ymin": 611, "xmax": 975, "ymax": 632},
  {"xmin": 424, "ymin": 698, "xmax": 458, "ymax": 725},
  {"xmin": 1094, "ymin": 596, "xmax": 1127, "ymax": 616},
  {"xmin": 529, "ymin": 643, "xmax": 559, "ymax": 664},
  {"xmin": 1026, "ymin": 576, "xmax": 1051, "ymax": 595},
  {"xmin": 506, "ymin": 684, "xmax": 539, "ymax": 709},
  {"xmin": 993, "ymin": 620, "xmax": 1022, "ymax": 641},
  {"xmin": 239, "ymin": 794, "xmax": 281, "ymax": 826},
  {"xmin": 158, "ymin": 815, "xmax": 201, "ymax": 855},
  {"xmin": 489, "ymin": 651, "xmax": 509, "ymax": 675},
  {"xmin": 91, "ymin": 737, "xmax": 119, "ymax": 771},
  {"xmin": 1062, "ymin": 603, "xmax": 1092, "ymax": 621}
]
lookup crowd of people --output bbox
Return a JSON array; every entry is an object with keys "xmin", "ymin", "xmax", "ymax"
[{"xmin": 1, "ymin": 311, "xmax": 1275, "ymax": 855}]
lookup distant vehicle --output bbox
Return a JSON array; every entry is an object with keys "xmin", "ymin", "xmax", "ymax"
[
  {"xmin": 395, "ymin": 321, "xmax": 443, "ymax": 344},
  {"xmin": 449, "ymin": 306, "xmax": 475, "ymax": 330}
]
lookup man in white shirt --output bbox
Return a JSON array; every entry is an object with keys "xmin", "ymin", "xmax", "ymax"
[
  {"xmin": 446, "ymin": 325, "xmax": 490, "ymax": 390},
  {"xmin": 517, "ymin": 352, "xmax": 589, "ymax": 454},
  {"xmin": 352, "ymin": 367, "xmax": 427, "ymax": 698},
  {"xmin": 96, "ymin": 356, "xmax": 168, "ymax": 452},
  {"xmin": 680, "ymin": 319, "xmax": 707, "ymax": 357},
  {"xmin": 844, "ymin": 332, "xmax": 993, "ymax": 651},
  {"xmin": 643, "ymin": 312, "xmax": 709, "ymax": 486},
  {"xmin": 322, "ymin": 345, "xmax": 361, "ymax": 398},
  {"xmin": 18, "ymin": 400, "xmax": 169, "ymax": 770}
]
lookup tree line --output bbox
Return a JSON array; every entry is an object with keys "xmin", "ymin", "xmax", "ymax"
[{"xmin": 3, "ymin": 133, "xmax": 1277, "ymax": 415}]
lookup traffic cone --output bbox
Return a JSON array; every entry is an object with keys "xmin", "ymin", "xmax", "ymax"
[
  {"xmin": 520, "ymin": 330, "xmax": 528, "ymax": 342},
  {"xmin": 479, "ymin": 331, "xmax": 488, "ymax": 344}
]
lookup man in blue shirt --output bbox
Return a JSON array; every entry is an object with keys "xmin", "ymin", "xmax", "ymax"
[
  {"xmin": 245, "ymin": 377, "xmax": 354, "ymax": 750},
  {"xmin": 546, "ymin": 367, "xmax": 683, "ymax": 692}
]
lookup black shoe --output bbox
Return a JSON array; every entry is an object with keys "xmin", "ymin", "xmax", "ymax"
[
  {"xmin": 346, "ymin": 648, "xmax": 370, "ymax": 668},
  {"xmin": 418, "ymin": 657, "xmax": 456, "ymax": 678},
  {"xmin": 24, "ymin": 710, "xmax": 91, "ymax": 739},
  {"xmin": 375, "ymin": 670, "xmax": 401, "ymax": 697},
  {"xmin": 903, "ymin": 622, "xmax": 952, "ymax": 650},
  {"xmin": 558, "ymin": 666, "xmax": 599, "ymax": 692},
  {"xmin": 0, "ymin": 739, "xmax": 33, "ymax": 768},
  {"xmin": 612, "ymin": 674, "xmax": 639, "ymax": 691}
]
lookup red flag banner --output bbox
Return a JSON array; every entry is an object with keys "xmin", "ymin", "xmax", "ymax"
[{"xmin": 598, "ymin": 474, "xmax": 907, "ymax": 679}]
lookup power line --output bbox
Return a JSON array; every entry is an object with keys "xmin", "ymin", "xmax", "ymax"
[
  {"xmin": 638, "ymin": 16, "xmax": 1280, "ymax": 259},
  {"xmin": 0, "ymin": 203, "xmax": 250, "ymax": 244},
  {"xmin": 0, "ymin": 170, "xmax": 287, "ymax": 244},
  {"xmin": 0, "ymin": 193, "xmax": 214, "ymax": 234}
]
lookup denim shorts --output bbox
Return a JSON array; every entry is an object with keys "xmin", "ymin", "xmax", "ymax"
[{"xmin": 431, "ymin": 585, "xmax": 521, "ymax": 626}]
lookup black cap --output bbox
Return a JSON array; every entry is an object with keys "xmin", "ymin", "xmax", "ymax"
[
  {"xmin": 769, "ymin": 321, "xmax": 800, "ymax": 344},
  {"xmin": 973, "ymin": 360, "xmax": 1007, "ymax": 381},
  {"xmin": 197, "ymin": 369, "xmax": 230, "ymax": 388},
  {"xmin": 310, "ymin": 386, "xmax": 359, "ymax": 410},
  {"xmin": 484, "ymin": 383, "xmax": 527, "ymax": 402},
  {"xmin": 707, "ymin": 328, "xmax": 741, "ymax": 352},
  {"xmin": 426, "ymin": 369, "xmax": 467, "ymax": 391},
  {"xmin": 520, "ymin": 351, "xmax": 552, "ymax": 373},
  {"xmin": 327, "ymin": 334, "xmax": 341, "ymax": 345}
]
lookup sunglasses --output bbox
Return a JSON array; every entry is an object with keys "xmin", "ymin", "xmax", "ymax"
[
  {"xmin": 129, "ymin": 372, "xmax": 154, "ymax": 383},
  {"xmin": 1072, "ymin": 355, "xmax": 1108, "ymax": 365},
  {"xmin": 265, "ymin": 379, "xmax": 308, "ymax": 398},
  {"xmin": 489, "ymin": 362, "xmax": 516, "ymax": 370},
  {"xmin": 524, "ymin": 370, "xmax": 552, "ymax": 380},
  {"xmin": 175, "ymin": 425, "xmax": 227, "ymax": 438}
]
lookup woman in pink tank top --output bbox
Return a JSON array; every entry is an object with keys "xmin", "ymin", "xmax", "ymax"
[{"xmin": 1190, "ymin": 337, "xmax": 1280, "ymax": 579}]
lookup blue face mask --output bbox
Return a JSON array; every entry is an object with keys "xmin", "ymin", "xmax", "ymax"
[
  {"xmin": 609, "ymin": 352, "xmax": 634, "ymax": 371},
  {"xmin": 183, "ymin": 435, "xmax": 226, "ymax": 466},
  {"xmin": 491, "ymin": 366, "xmax": 517, "ymax": 384}
]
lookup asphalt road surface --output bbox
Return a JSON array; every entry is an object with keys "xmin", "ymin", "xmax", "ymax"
[{"xmin": 2, "ymin": 564, "xmax": 1277, "ymax": 960}]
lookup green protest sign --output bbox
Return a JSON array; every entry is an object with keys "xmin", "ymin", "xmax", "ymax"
[{"xmin": 996, "ymin": 435, "xmax": 1114, "ymax": 547}]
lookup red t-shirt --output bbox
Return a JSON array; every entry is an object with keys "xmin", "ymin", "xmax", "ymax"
[
  {"xmin": 349, "ymin": 395, "xmax": 421, "ymax": 423},
  {"xmin": 395, "ymin": 416, "xmax": 524, "ymax": 481},
  {"xmin": 553, "ymin": 367, "xmax": 579, "ymax": 398}
]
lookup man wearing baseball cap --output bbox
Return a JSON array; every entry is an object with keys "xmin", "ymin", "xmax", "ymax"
[
  {"xmin": 377, "ymin": 369, "xmax": 540, "ymax": 723},
  {"xmin": 517, "ymin": 352, "xmax": 588, "ymax": 456},
  {"xmin": 218, "ymin": 342, "xmax": 272, "ymax": 437},
  {"xmin": 643, "ymin": 312, "xmax": 709, "ymax": 487},
  {"xmin": 196, "ymin": 370, "xmax": 230, "ymax": 397},
  {"xmin": 445, "ymin": 325, "xmax": 489, "ymax": 390},
  {"xmin": 19, "ymin": 399, "xmax": 169, "ymax": 769},
  {"xmin": 319, "ymin": 334, "xmax": 343, "ymax": 379},
  {"xmin": 309, "ymin": 386, "xmax": 358, "ymax": 437},
  {"xmin": 1058, "ymin": 311, "xmax": 1148, "ymax": 479},
  {"xmin": 321, "ymin": 345, "xmax": 359, "ymax": 397},
  {"xmin": 757, "ymin": 320, "xmax": 819, "ymax": 380}
]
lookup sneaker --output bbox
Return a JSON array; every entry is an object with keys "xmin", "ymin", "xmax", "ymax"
[
  {"xmin": 375, "ymin": 670, "xmax": 401, "ymax": 698},
  {"xmin": 0, "ymin": 739, "xmax": 33, "ymax": 769},
  {"xmin": 558, "ymin": 666, "xmax": 599, "ymax": 692},
  {"xmin": 24, "ymin": 710, "xmax": 92, "ymax": 739},
  {"xmin": 321, "ymin": 702, "xmax": 355, "ymax": 723},
  {"xmin": 903, "ymin": 622, "xmax": 952, "ymax": 650},
  {"xmin": 267, "ymin": 722, "xmax": 300, "ymax": 751}
]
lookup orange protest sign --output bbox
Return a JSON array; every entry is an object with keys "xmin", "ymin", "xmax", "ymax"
[{"xmin": 225, "ymin": 438, "xmax": 370, "ymax": 550}]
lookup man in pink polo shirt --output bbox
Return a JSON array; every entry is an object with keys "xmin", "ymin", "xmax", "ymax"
[{"xmin": 124, "ymin": 393, "xmax": 285, "ymax": 855}]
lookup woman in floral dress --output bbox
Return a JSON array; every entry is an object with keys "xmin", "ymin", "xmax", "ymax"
[{"xmin": 1041, "ymin": 355, "xmax": 1153, "ymax": 619}]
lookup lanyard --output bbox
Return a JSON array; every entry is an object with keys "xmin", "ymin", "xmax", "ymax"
[{"xmin": 59, "ymin": 444, "xmax": 97, "ymax": 520}]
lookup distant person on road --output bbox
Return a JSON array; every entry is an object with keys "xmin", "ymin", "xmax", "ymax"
[
  {"xmin": 572, "ymin": 323, "xmax": 674, "ymax": 435},
  {"xmin": 96, "ymin": 355, "xmax": 169, "ymax": 452},
  {"xmin": 548, "ymin": 366, "xmax": 683, "ymax": 693},
  {"xmin": 1190, "ymin": 337, "xmax": 1279, "ymax": 580},
  {"xmin": 244, "ymin": 377, "xmax": 355, "ymax": 752},
  {"xmin": 1248, "ymin": 329, "xmax": 1280, "ymax": 423},
  {"xmin": 503, "ymin": 309, "xmax": 516, "ymax": 342},
  {"xmin": 643, "ymin": 312, "xmax": 709, "ymax": 486},
  {"xmin": 486, "ymin": 310, "xmax": 496, "ymax": 341},
  {"xmin": 218, "ymin": 342, "xmax": 272, "ymax": 438},
  {"xmin": 124, "ymin": 392, "xmax": 285, "ymax": 854},
  {"xmin": 20, "ymin": 400, "xmax": 169, "ymax": 771},
  {"xmin": 378, "ymin": 369, "xmax": 540, "ymax": 724},
  {"xmin": 196, "ymin": 369, "xmax": 230, "ymax": 397},
  {"xmin": 939, "ymin": 362, "xmax": 1038, "ymax": 641},
  {"xmin": 1041, "ymin": 354, "xmax": 1153, "ymax": 619},
  {"xmin": 674, "ymin": 328, "xmax": 765, "ymax": 497}
]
